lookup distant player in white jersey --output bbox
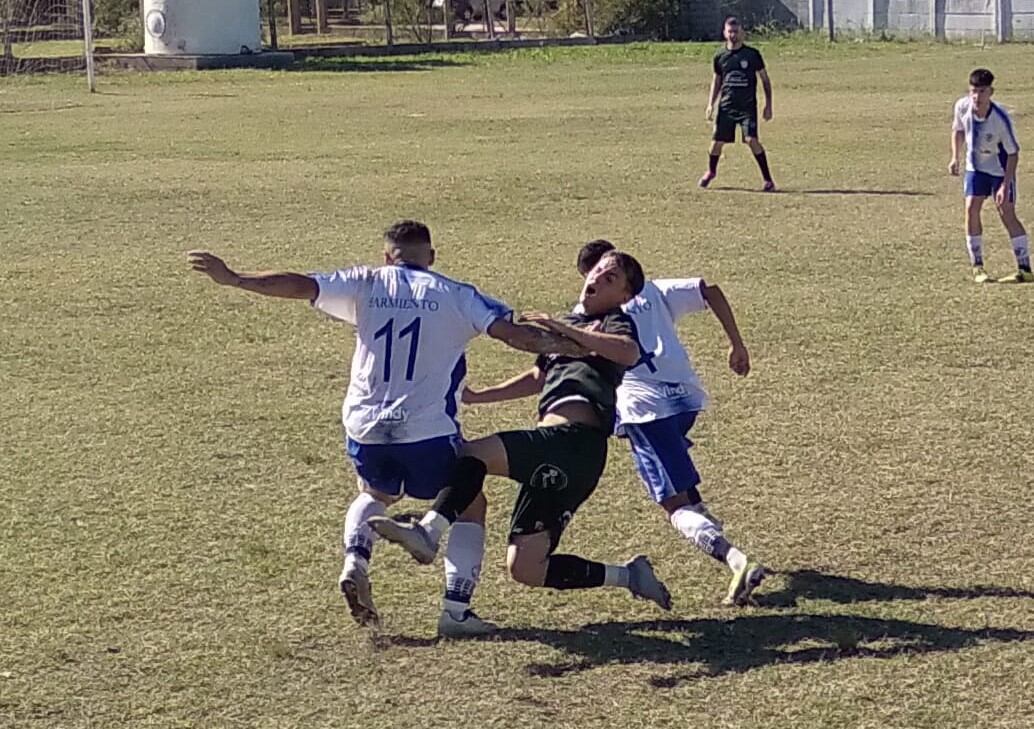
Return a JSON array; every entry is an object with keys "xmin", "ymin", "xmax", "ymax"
[
  {"xmin": 577, "ymin": 240, "xmax": 766, "ymax": 606},
  {"xmin": 949, "ymin": 68, "xmax": 1031, "ymax": 284},
  {"xmin": 189, "ymin": 221, "xmax": 583, "ymax": 638}
]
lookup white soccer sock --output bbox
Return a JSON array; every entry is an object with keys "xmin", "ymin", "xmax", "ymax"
[
  {"xmin": 966, "ymin": 235, "xmax": 984, "ymax": 267},
  {"xmin": 419, "ymin": 510, "xmax": 450, "ymax": 546},
  {"xmin": 443, "ymin": 522, "xmax": 485, "ymax": 618},
  {"xmin": 603, "ymin": 564, "xmax": 630, "ymax": 588},
  {"xmin": 670, "ymin": 505, "xmax": 746, "ymax": 573},
  {"xmin": 342, "ymin": 492, "xmax": 386, "ymax": 574},
  {"xmin": 1011, "ymin": 234, "xmax": 1031, "ymax": 270}
]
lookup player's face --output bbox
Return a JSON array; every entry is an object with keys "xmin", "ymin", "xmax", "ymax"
[
  {"xmin": 724, "ymin": 23, "xmax": 742, "ymax": 44},
  {"xmin": 580, "ymin": 255, "xmax": 632, "ymax": 314},
  {"xmin": 969, "ymin": 84, "xmax": 993, "ymax": 111}
]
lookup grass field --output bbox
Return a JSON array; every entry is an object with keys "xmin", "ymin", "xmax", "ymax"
[{"xmin": 3, "ymin": 41, "xmax": 1034, "ymax": 728}]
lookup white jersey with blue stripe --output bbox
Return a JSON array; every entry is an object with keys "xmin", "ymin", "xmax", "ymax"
[
  {"xmin": 953, "ymin": 97, "xmax": 1020, "ymax": 177},
  {"xmin": 616, "ymin": 278, "xmax": 709, "ymax": 432},
  {"xmin": 312, "ymin": 263, "xmax": 511, "ymax": 445}
]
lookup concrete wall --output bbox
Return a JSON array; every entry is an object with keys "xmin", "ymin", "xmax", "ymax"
[{"xmin": 797, "ymin": 0, "xmax": 1034, "ymax": 38}]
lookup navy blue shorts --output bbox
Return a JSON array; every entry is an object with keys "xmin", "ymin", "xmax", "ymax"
[
  {"xmin": 623, "ymin": 411, "xmax": 702, "ymax": 505},
  {"xmin": 965, "ymin": 171, "xmax": 1016, "ymax": 203},
  {"xmin": 346, "ymin": 434, "xmax": 459, "ymax": 500}
]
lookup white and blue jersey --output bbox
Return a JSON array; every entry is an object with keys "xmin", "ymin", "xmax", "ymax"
[
  {"xmin": 617, "ymin": 278, "xmax": 709, "ymax": 433},
  {"xmin": 953, "ymin": 97, "xmax": 1020, "ymax": 199},
  {"xmin": 618, "ymin": 278, "xmax": 711, "ymax": 505},
  {"xmin": 311, "ymin": 263, "xmax": 511, "ymax": 446}
]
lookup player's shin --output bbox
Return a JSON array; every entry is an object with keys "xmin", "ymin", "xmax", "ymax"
[
  {"xmin": 543, "ymin": 554, "xmax": 610, "ymax": 589},
  {"xmin": 443, "ymin": 522, "xmax": 485, "ymax": 618},
  {"xmin": 1011, "ymin": 234, "xmax": 1031, "ymax": 271},
  {"xmin": 422, "ymin": 457, "xmax": 488, "ymax": 544},
  {"xmin": 343, "ymin": 492, "xmax": 386, "ymax": 574},
  {"xmin": 670, "ymin": 506, "xmax": 746, "ymax": 572},
  {"xmin": 967, "ymin": 235, "xmax": 985, "ymax": 267}
]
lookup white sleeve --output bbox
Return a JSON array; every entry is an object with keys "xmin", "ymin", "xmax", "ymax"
[
  {"xmin": 310, "ymin": 267, "xmax": 371, "ymax": 324},
  {"xmin": 952, "ymin": 99, "xmax": 965, "ymax": 132},
  {"xmin": 461, "ymin": 286, "xmax": 513, "ymax": 335},
  {"xmin": 998, "ymin": 110, "xmax": 1020, "ymax": 154},
  {"xmin": 655, "ymin": 278, "xmax": 708, "ymax": 319}
]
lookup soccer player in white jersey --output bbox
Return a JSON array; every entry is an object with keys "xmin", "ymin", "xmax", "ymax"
[
  {"xmin": 949, "ymin": 68, "xmax": 1032, "ymax": 284},
  {"xmin": 576, "ymin": 241, "xmax": 766, "ymax": 606},
  {"xmin": 188, "ymin": 221, "xmax": 583, "ymax": 638}
]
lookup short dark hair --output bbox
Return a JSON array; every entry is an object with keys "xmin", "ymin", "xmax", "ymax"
[
  {"xmin": 969, "ymin": 68, "xmax": 994, "ymax": 88},
  {"xmin": 604, "ymin": 251, "xmax": 645, "ymax": 297},
  {"xmin": 724, "ymin": 15, "xmax": 741, "ymax": 27},
  {"xmin": 384, "ymin": 220, "xmax": 431, "ymax": 248},
  {"xmin": 576, "ymin": 239, "xmax": 616, "ymax": 275}
]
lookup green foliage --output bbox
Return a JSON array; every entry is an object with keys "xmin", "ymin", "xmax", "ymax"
[
  {"xmin": 591, "ymin": 0, "xmax": 680, "ymax": 39},
  {"xmin": 93, "ymin": 0, "xmax": 138, "ymax": 35}
]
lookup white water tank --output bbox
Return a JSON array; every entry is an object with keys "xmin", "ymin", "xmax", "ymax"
[{"xmin": 143, "ymin": 0, "xmax": 262, "ymax": 55}]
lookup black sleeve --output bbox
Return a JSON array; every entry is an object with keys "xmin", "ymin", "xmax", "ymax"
[
  {"xmin": 604, "ymin": 312, "xmax": 635, "ymax": 338},
  {"xmin": 754, "ymin": 48, "xmax": 766, "ymax": 71},
  {"xmin": 712, "ymin": 52, "xmax": 721, "ymax": 75}
]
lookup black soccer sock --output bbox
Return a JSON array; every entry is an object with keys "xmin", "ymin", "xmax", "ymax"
[
  {"xmin": 430, "ymin": 457, "xmax": 487, "ymax": 524},
  {"xmin": 754, "ymin": 151, "xmax": 772, "ymax": 182},
  {"xmin": 543, "ymin": 554, "xmax": 606, "ymax": 590},
  {"xmin": 708, "ymin": 154, "xmax": 720, "ymax": 176}
]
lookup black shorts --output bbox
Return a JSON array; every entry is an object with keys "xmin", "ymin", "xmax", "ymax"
[
  {"xmin": 714, "ymin": 106, "xmax": 758, "ymax": 143},
  {"xmin": 498, "ymin": 423, "xmax": 609, "ymax": 553}
]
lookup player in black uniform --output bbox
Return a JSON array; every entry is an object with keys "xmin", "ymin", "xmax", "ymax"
[
  {"xmin": 700, "ymin": 16, "xmax": 776, "ymax": 192},
  {"xmin": 370, "ymin": 251, "xmax": 672, "ymax": 634}
]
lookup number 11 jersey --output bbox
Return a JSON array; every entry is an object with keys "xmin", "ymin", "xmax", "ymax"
[{"xmin": 312, "ymin": 263, "xmax": 512, "ymax": 445}]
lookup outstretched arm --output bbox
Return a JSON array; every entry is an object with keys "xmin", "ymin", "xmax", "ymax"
[
  {"xmin": 701, "ymin": 283, "xmax": 750, "ymax": 376},
  {"xmin": 189, "ymin": 251, "xmax": 317, "ymax": 300},
  {"xmin": 463, "ymin": 367, "xmax": 544, "ymax": 405},
  {"xmin": 521, "ymin": 313, "xmax": 639, "ymax": 366},
  {"xmin": 487, "ymin": 319, "xmax": 590, "ymax": 357}
]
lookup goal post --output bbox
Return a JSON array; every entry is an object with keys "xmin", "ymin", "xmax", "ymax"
[{"xmin": 0, "ymin": 0, "xmax": 99, "ymax": 90}]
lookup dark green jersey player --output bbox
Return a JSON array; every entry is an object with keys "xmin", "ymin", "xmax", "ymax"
[
  {"xmin": 700, "ymin": 16, "xmax": 776, "ymax": 192},
  {"xmin": 371, "ymin": 250, "xmax": 673, "ymax": 635}
]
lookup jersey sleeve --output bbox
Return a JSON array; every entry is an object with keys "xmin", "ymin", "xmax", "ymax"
[
  {"xmin": 952, "ymin": 98, "xmax": 965, "ymax": 132},
  {"xmin": 997, "ymin": 108, "xmax": 1020, "ymax": 153},
  {"xmin": 310, "ymin": 266, "xmax": 371, "ymax": 324},
  {"xmin": 712, "ymin": 52, "xmax": 721, "ymax": 75},
  {"xmin": 461, "ymin": 286, "xmax": 513, "ymax": 335},
  {"xmin": 753, "ymin": 48, "xmax": 766, "ymax": 71},
  {"xmin": 653, "ymin": 278, "xmax": 708, "ymax": 319}
]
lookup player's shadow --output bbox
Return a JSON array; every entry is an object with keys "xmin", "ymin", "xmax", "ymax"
[
  {"xmin": 757, "ymin": 569, "xmax": 1034, "ymax": 608},
  {"xmin": 712, "ymin": 185, "xmax": 933, "ymax": 197},
  {"xmin": 491, "ymin": 613, "xmax": 1034, "ymax": 687}
]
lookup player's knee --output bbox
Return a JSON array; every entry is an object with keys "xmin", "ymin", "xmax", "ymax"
[
  {"xmin": 966, "ymin": 197, "xmax": 983, "ymax": 215},
  {"xmin": 358, "ymin": 481, "xmax": 400, "ymax": 505},
  {"xmin": 456, "ymin": 491, "xmax": 487, "ymax": 524}
]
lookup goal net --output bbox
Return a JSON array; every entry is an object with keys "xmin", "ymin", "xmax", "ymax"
[{"xmin": 1, "ymin": 0, "xmax": 97, "ymax": 90}]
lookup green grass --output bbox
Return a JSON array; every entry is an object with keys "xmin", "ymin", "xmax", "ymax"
[{"xmin": 3, "ymin": 41, "xmax": 1034, "ymax": 728}]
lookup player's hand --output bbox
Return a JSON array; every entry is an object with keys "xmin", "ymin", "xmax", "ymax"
[
  {"xmin": 189, "ymin": 251, "xmax": 239, "ymax": 286},
  {"xmin": 705, "ymin": 105, "xmax": 714, "ymax": 121},
  {"xmin": 763, "ymin": 104, "xmax": 773, "ymax": 121},
  {"xmin": 995, "ymin": 183, "xmax": 1010, "ymax": 208},
  {"xmin": 729, "ymin": 345, "xmax": 751, "ymax": 377},
  {"xmin": 948, "ymin": 159, "xmax": 960, "ymax": 176}
]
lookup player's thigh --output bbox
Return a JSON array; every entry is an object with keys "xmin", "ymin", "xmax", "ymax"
[
  {"xmin": 965, "ymin": 171, "xmax": 998, "ymax": 204},
  {"xmin": 740, "ymin": 112, "xmax": 760, "ymax": 144},
  {"xmin": 458, "ymin": 433, "xmax": 510, "ymax": 477},
  {"xmin": 505, "ymin": 425, "xmax": 608, "ymax": 550},
  {"xmin": 625, "ymin": 412, "xmax": 703, "ymax": 506},
  {"xmin": 346, "ymin": 437, "xmax": 404, "ymax": 499},
  {"xmin": 398, "ymin": 435, "xmax": 460, "ymax": 500},
  {"xmin": 713, "ymin": 109, "xmax": 737, "ymax": 143}
]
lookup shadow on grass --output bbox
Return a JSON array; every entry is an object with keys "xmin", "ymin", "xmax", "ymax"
[
  {"xmin": 288, "ymin": 57, "xmax": 470, "ymax": 73},
  {"xmin": 757, "ymin": 569, "xmax": 1034, "ymax": 608},
  {"xmin": 712, "ymin": 185, "xmax": 933, "ymax": 197},
  {"xmin": 490, "ymin": 613, "xmax": 1034, "ymax": 685}
]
